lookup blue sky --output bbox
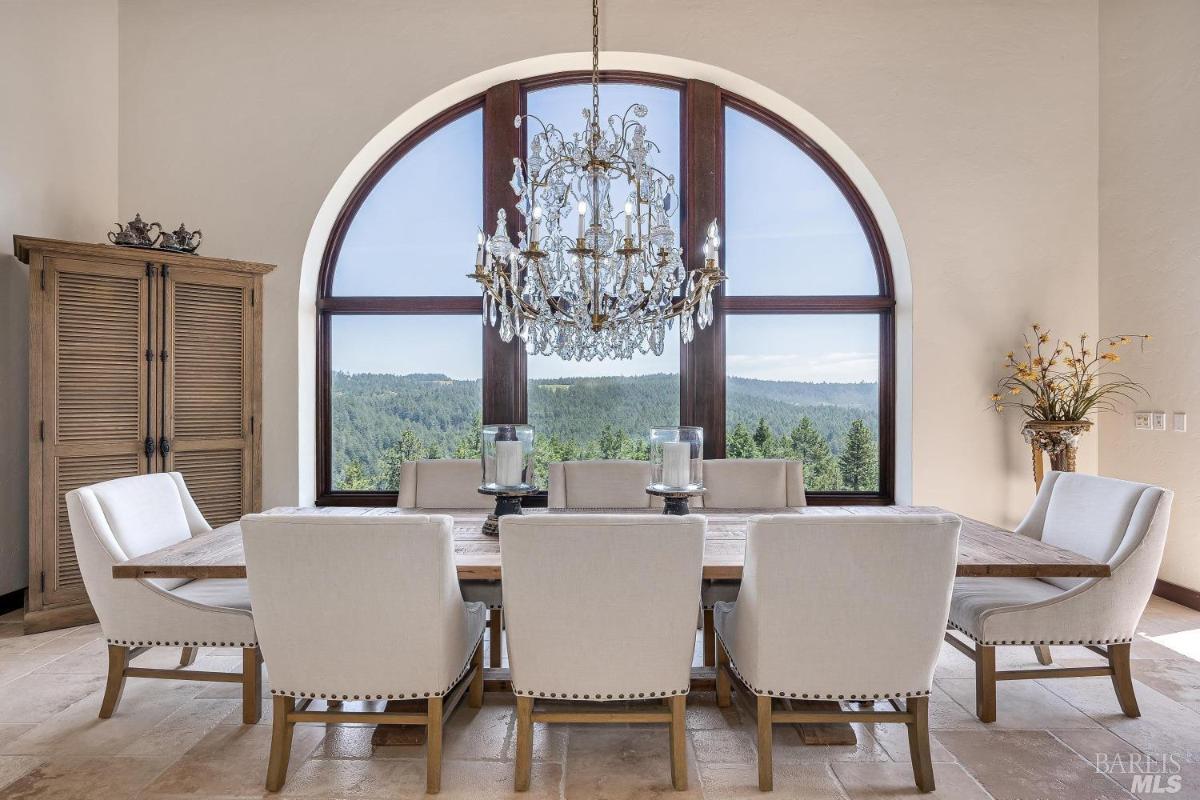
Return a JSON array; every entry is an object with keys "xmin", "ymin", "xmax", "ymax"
[{"xmin": 330, "ymin": 83, "xmax": 879, "ymax": 384}]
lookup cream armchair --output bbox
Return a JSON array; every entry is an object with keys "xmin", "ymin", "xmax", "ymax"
[
  {"xmin": 696, "ymin": 458, "xmax": 806, "ymax": 509},
  {"xmin": 67, "ymin": 473, "xmax": 261, "ymax": 724},
  {"xmin": 546, "ymin": 459, "xmax": 662, "ymax": 508},
  {"xmin": 242, "ymin": 513, "xmax": 485, "ymax": 794},
  {"xmin": 397, "ymin": 459, "xmax": 493, "ymax": 509},
  {"xmin": 715, "ymin": 514, "xmax": 960, "ymax": 792},
  {"xmin": 500, "ymin": 514, "xmax": 706, "ymax": 792},
  {"xmin": 946, "ymin": 471, "xmax": 1173, "ymax": 723},
  {"xmin": 396, "ymin": 458, "xmax": 503, "ymax": 668},
  {"xmin": 695, "ymin": 459, "xmax": 807, "ymax": 667}
]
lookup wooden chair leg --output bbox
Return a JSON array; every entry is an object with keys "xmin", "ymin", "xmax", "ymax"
[
  {"xmin": 715, "ymin": 638, "xmax": 732, "ymax": 708},
  {"xmin": 702, "ymin": 608, "xmax": 715, "ymax": 667},
  {"xmin": 99, "ymin": 644, "xmax": 129, "ymax": 719},
  {"xmin": 468, "ymin": 639, "xmax": 484, "ymax": 708},
  {"xmin": 669, "ymin": 695, "xmax": 687, "ymax": 791},
  {"xmin": 514, "ymin": 696, "xmax": 534, "ymax": 792},
  {"xmin": 179, "ymin": 646, "xmax": 197, "ymax": 667},
  {"xmin": 265, "ymin": 696, "xmax": 295, "ymax": 792},
  {"xmin": 756, "ymin": 695, "xmax": 773, "ymax": 791},
  {"xmin": 1034, "ymin": 645, "xmax": 1052, "ymax": 665},
  {"xmin": 489, "ymin": 609, "xmax": 503, "ymax": 668},
  {"xmin": 906, "ymin": 695, "xmax": 935, "ymax": 792},
  {"xmin": 427, "ymin": 696, "xmax": 443, "ymax": 794},
  {"xmin": 1108, "ymin": 642, "xmax": 1140, "ymax": 718},
  {"xmin": 242, "ymin": 647, "xmax": 263, "ymax": 724},
  {"xmin": 975, "ymin": 644, "xmax": 996, "ymax": 723}
]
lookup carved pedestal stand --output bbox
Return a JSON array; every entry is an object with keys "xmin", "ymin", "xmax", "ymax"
[{"xmin": 1022, "ymin": 419, "xmax": 1093, "ymax": 492}]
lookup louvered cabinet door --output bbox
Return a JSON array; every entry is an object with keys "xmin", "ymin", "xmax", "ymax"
[
  {"xmin": 161, "ymin": 266, "xmax": 258, "ymax": 527},
  {"xmin": 36, "ymin": 256, "xmax": 154, "ymax": 609}
]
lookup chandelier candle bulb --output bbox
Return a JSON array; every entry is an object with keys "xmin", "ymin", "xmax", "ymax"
[
  {"xmin": 577, "ymin": 201, "xmax": 587, "ymax": 240},
  {"xmin": 624, "ymin": 201, "xmax": 634, "ymax": 236}
]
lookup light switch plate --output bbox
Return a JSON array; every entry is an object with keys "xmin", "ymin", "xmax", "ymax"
[
  {"xmin": 1152, "ymin": 411, "xmax": 1168, "ymax": 431},
  {"xmin": 1135, "ymin": 412, "xmax": 1152, "ymax": 430},
  {"xmin": 1174, "ymin": 412, "xmax": 1187, "ymax": 432}
]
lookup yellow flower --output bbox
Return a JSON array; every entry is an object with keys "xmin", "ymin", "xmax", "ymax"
[
  {"xmin": 1038, "ymin": 333, "xmax": 1050, "ymax": 344},
  {"xmin": 1032, "ymin": 323, "xmax": 1041, "ymax": 330},
  {"xmin": 1032, "ymin": 356, "xmax": 1044, "ymax": 367},
  {"xmin": 1101, "ymin": 352, "xmax": 1120, "ymax": 362},
  {"xmin": 1006, "ymin": 351, "xmax": 1015, "ymax": 360},
  {"xmin": 1145, "ymin": 334, "xmax": 1153, "ymax": 341},
  {"xmin": 995, "ymin": 404, "xmax": 1005, "ymax": 413},
  {"xmin": 1009, "ymin": 387, "xmax": 1021, "ymax": 395},
  {"xmin": 1119, "ymin": 336, "xmax": 1130, "ymax": 344}
]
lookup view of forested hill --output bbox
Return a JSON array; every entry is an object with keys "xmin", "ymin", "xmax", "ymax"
[{"xmin": 331, "ymin": 371, "xmax": 879, "ymax": 492}]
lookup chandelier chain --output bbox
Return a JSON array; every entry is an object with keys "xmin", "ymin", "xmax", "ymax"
[{"xmin": 591, "ymin": 0, "xmax": 600, "ymax": 147}]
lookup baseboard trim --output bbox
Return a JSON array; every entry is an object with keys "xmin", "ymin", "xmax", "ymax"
[
  {"xmin": 0, "ymin": 588, "xmax": 23, "ymax": 616},
  {"xmin": 22, "ymin": 603, "xmax": 97, "ymax": 634},
  {"xmin": 1154, "ymin": 579, "xmax": 1200, "ymax": 612}
]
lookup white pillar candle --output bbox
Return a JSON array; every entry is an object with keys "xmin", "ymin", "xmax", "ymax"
[
  {"xmin": 495, "ymin": 440, "xmax": 525, "ymax": 487},
  {"xmin": 661, "ymin": 441, "xmax": 692, "ymax": 488},
  {"xmin": 577, "ymin": 201, "xmax": 588, "ymax": 240}
]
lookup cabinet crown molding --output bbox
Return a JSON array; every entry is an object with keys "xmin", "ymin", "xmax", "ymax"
[{"xmin": 14, "ymin": 236, "xmax": 276, "ymax": 276}]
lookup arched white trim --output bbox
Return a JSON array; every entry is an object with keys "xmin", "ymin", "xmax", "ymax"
[{"xmin": 298, "ymin": 51, "xmax": 913, "ymax": 504}]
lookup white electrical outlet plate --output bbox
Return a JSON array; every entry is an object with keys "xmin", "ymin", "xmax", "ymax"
[
  {"xmin": 1152, "ymin": 411, "xmax": 1168, "ymax": 431},
  {"xmin": 1135, "ymin": 412, "xmax": 1152, "ymax": 430},
  {"xmin": 1174, "ymin": 412, "xmax": 1187, "ymax": 432}
]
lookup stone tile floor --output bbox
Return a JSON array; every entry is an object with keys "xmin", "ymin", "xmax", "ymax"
[{"xmin": 0, "ymin": 597, "xmax": 1198, "ymax": 798}]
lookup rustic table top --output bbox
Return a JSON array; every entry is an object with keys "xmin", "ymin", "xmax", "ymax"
[{"xmin": 112, "ymin": 505, "xmax": 1110, "ymax": 581}]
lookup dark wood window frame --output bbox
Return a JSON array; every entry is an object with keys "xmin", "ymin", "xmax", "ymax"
[{"xmin": 316, "ymin": 72, "xmax": 896, "ymax": 506}]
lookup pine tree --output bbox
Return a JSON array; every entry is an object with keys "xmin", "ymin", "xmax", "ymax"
[
  {"xmin": 838, "ymin": 419, "xmax": 878, "ymax": 491},
  {"xmin": 752, "ymin": 417, "xmax": 773, "ymax": 452},
  {"xmin": 375, "ymin": 429, "xmax": 426, "ymax": 490},
  {"xmin": 727, "ymin": 422, "xmax": 759, "ymax": 458},
  {"xmin": 788, "ymin": 417, "xmax": 841, "ymax": 491},
  {"xmin": 337, "ymin": 460, "xmax": 373, "ymax": 491}
]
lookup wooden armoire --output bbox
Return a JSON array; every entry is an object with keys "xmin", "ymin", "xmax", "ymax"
[{"xmin": 14, "ymin": 237, "xmax": 274, "ymax": 632}]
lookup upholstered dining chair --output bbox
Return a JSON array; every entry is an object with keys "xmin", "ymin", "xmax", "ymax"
[
  {"xmin": 715, "ymin": 513, "xmax": 961, "ymax": 792},
  {"xmin": 696, "ymin": 458, "xmax": 806, "ymax": 509},
  {"xmin": 696, "ymin": 459, "xmax": 807, "ymax": 668},
  {"xmin": 500, "ymin": 514, "xmax": 706, "ymax": 792},
  {"xmin": 396, "ymin": 459, "xmax": 504, "ymax": 668},
  {"xmin": 66, "ymin": 472, "xmax": 262, "ymax": 724},
  {"xmin": 546, "ymin": 459, "xmax": 663, "ymax": 508},
  {"xmin": 946, "ymin": 471, "xmax": 1173, "ymax": 724},
  {"xmin": 242, "ymin": 513, "xmax": 485, "ymax": 794}
]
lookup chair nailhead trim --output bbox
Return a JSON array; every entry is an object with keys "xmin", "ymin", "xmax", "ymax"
[
  {"xmin": 106, "ymin": 639, "xmax": 257, "ymax": 648},
  {"xmin": 511, "ymin": 688, "xmax": 687, "ymax": 700},
  {"xmin": 945, "ymin": 621, "xmax": 1134, "ymax": 647},
  {"xmin": 714, "ymin": 632, "xmax": 932, "ymax": 701}
]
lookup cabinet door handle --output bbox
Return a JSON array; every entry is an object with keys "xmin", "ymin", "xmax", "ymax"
[
  {"xmin": 144, "ymin": 436, "xmax": 155, "ymax": 458},
  {"xmin": 159, "ymin": 437, "xmax": 171, "ymax": 457}
]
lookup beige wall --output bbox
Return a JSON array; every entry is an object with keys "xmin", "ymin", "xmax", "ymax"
[
  {"xmin": 0, "ymin": 0, "xmax": 118, "ymax": 594},
  {"xmin": 1099, "ymin": 0, "xmax": 1200, "ymax": 592},
  {"xmin": 114, "ymin": 0, "xmax": 1101, "ymax": 528}
]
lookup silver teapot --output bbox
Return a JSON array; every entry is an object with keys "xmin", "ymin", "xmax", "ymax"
[
  {"xmin": 107, "ymin": 213, "xmax": 162, "ymax": 248},
  {"xmin": 160, "ymin": 223, "xmax": 203, "ymax": 253}
]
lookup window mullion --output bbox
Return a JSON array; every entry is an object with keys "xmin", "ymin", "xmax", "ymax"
[
  {"xmin": 482, "ymin": 80, "xmax": 526, "ymax": 425},
  {"xmin": 680, "ymin": 79, "xmax": 725, "ymax": 458}
]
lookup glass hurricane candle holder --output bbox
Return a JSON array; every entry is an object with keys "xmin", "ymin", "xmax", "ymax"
[
  {"xmin": 481, "ymin": 424, "xmax": 535, "ymax": 491},
  {"xmin": 649, "ymin": 426, "xmax": 704, "ymax": 492}
]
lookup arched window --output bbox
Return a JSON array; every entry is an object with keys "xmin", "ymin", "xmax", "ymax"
[{"xmin": 318, "ymin": 75, "xmax": 894, "ymax": 503}]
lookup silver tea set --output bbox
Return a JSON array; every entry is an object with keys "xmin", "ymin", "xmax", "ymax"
[{"xmin": 108, "ymin": 213, "xmax": 203, "ymax": 253}]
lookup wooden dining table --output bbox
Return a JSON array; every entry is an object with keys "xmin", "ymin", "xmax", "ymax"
[{"xmin": 112, "ymin": 505, "xmax": 1108, "ymax": 747}]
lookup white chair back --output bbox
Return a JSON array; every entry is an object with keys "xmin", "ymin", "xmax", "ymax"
[
  {"xmin": 1018, "ymin": 471, "xmax": 1172, "ymax": 591},
  {"xmin": 242, "ymin": 513, "xmax": 484, "ymax": 699},
  {"xmin": 500, "ymin": 514, "xmax": 705, "ymax": 699},
  {"xmin": 546, "ymin": 460, "xmax": 661, "ymax": 508},
  {"xmin": 396, "ymin": 459, "xmax": 492, "ymax": 509},
  {"xmin": 68, "ymin": 472, "xmax": 209, "ymax": 599},
  {"xmin": 722, "ymin": 514, "xmax": 959, "ymax": 698},
  {"xmin": 698, "ymin": 459, "xmax": 806, "ymax": 508}
]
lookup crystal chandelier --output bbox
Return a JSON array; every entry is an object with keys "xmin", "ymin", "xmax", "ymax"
[{"xmin": 469, "ymin": 0, "xmax": 724, "ymax": 361}]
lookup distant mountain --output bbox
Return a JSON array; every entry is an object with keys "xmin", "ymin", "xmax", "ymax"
[{"xmin": 330, "ymin": 371, "xmax": 878, "ymax": 488}]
